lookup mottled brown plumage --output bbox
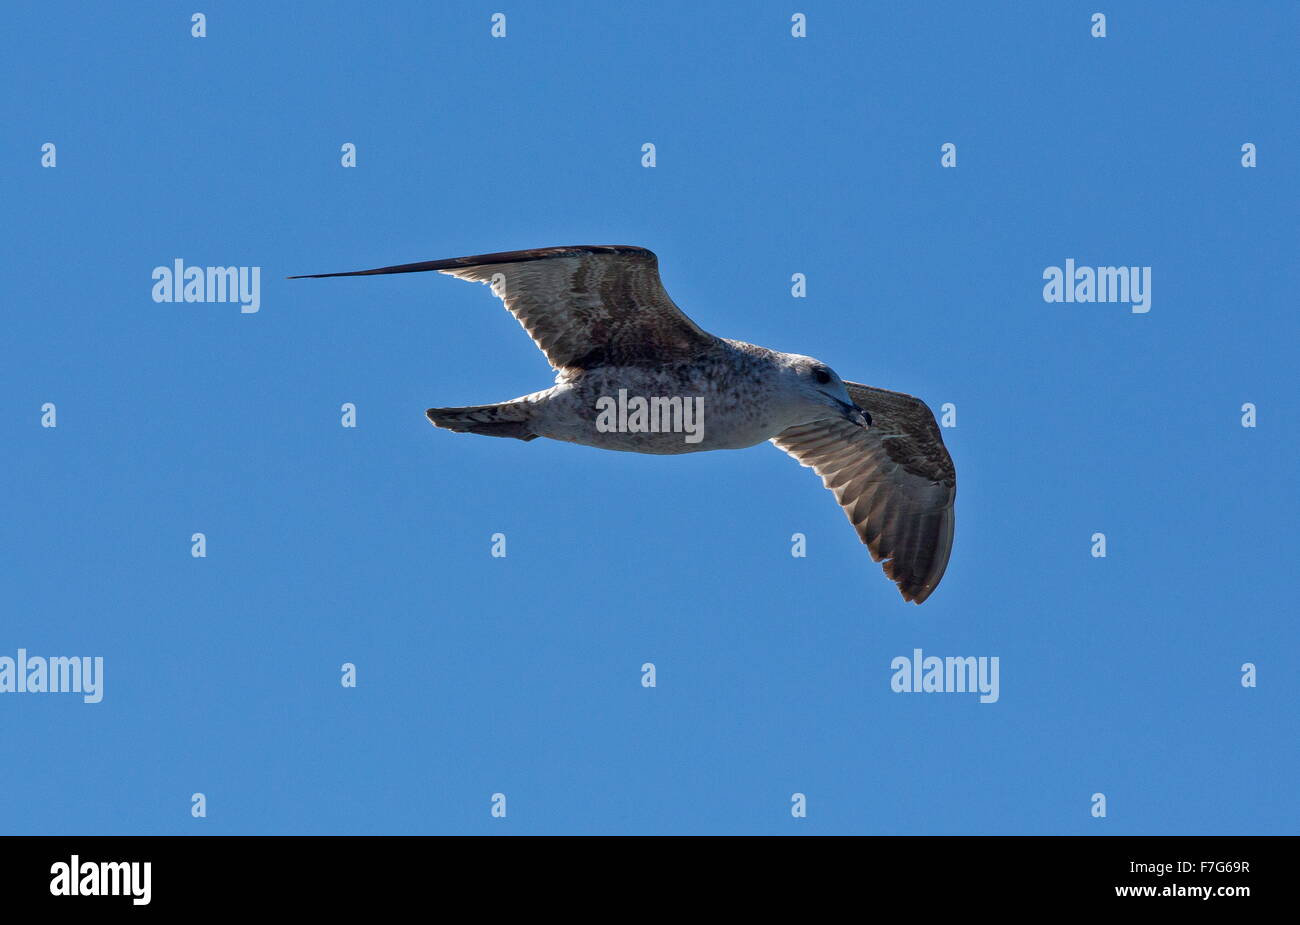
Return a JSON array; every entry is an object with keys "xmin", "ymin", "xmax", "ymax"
[
  {"xmin": 291, "ymin": 246, "xmax": 713, "ymax": 372},
  {"xmin": 291, "ymin": 245, "xmax": 958, "ymax": 604},
  {"xmin": 772, "ymin": 383, "xmax": 955, "ymax": 603}
]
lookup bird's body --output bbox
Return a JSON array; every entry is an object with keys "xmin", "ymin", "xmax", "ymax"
[
  {"xmin": 485, "ymin": 340, "xmax": 829, "ymax": 455},
  {"xmin": 291, "ymin": 245, "xmax": 957, "ymax": 603}
]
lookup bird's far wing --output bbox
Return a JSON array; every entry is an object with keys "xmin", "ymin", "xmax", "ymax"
[
  {"xmin": 289, "ymin": 245, "xmax": 716, "ymax": 373},
  {"xmin": 771, "ymin": 381, "xmax": 956, "ymax": 603}
]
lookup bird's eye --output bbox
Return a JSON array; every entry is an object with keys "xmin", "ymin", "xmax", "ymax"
[{"xmin": 813, "ymin": 368, "xmax": 832, "ymax": 385}]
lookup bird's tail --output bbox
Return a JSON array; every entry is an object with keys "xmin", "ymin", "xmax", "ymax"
[{"xmin": 425, "ymin": 402, "xmax": 538, "ymax": 442}]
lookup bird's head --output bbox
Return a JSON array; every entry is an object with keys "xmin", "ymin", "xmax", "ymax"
[{"xmin": 778, "ymin": 354, "xmax": 871, "ymax": 429}]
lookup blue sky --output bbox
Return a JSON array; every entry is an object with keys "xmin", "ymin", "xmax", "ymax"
[{"xmin": 2, "ymin": 1, "xmax": 1296, "ymax": 834}]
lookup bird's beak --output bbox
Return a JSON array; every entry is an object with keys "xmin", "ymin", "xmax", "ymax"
[{"xmin": 836, "ymin": 398, "xmax": 870, "ymax": 428}]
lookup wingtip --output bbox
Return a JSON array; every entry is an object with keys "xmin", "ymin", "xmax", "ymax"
[{"xmin": 896, "ymin": 579, "xmax": 936, "ymax": 605}]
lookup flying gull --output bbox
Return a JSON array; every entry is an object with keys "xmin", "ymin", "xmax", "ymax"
[{"xmin": 290, "ymin": 246, "xmax": 956, "ymax": 603}]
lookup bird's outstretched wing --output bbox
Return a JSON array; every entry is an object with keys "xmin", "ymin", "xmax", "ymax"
[
  {"xmin": 290, "ymin": 245, "xmax": 716, "ymax": 373},
  {"xmin": 771, "ymin": 382, "xmax": 956, "ymax": 603}
]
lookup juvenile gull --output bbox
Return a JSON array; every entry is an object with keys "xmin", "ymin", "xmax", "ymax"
[{"xmin": 290, "ymin": 246, "xmax": 956, "ymax": 603}]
